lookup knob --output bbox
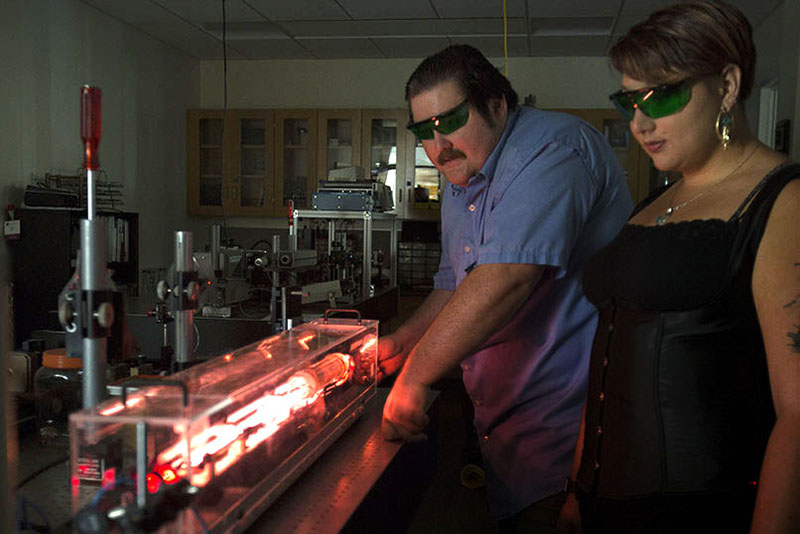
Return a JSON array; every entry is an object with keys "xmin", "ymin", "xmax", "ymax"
[
  {"xmin": 156, "ymin": 280, "xmax": 170, "ymax": 301},
  {"xmin": 185, "ymin": 280, "xmax": 199, "ymax": 302},
  {"xmin": 58, "ymin": 300, "xmax": 76, "ymax": 328},
  {"xmin": 95, "ymin": 302, "xmax": 115, "ymax": 328}
]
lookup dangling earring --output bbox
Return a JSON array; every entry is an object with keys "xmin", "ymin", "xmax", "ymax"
[{"xmin": 715, "ymin": 107, "xmax": 734, "ymax": 150}]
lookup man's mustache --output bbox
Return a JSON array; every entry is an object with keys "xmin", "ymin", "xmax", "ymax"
[{"xmin": 437, "ymin": 149, "xmax": 466, "ymax": 166}]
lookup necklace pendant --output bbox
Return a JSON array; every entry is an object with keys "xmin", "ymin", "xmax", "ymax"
[{"xmin": 656, "ymin": 213, "xmax": 668, "ymax": 226}]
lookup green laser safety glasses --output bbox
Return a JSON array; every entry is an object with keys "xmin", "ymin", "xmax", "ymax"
[
  {"xmin": 609, "ymin": 79, "xmax": 693, "ymax": 121},
  {"xmin": 407, "ymin": 100, "xmax": 470, "ymax": 140}
]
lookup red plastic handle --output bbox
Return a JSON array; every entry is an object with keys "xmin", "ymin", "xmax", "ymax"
[{"xmin": 81, "ymin": 86, "xmax": 102, "ymax": 169}]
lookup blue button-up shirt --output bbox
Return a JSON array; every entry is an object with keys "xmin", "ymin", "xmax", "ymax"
[{"xmin": 434, "ymin": 106, "xmax": 632, "ymax": 518}]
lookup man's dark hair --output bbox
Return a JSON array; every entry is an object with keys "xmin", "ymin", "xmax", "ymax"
[{"xmin": 405, "ymin": 44, "xmax": 519, "ymax": 125}]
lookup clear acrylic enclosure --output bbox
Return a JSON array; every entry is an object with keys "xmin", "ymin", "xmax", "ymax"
[{"xmin": 69, "ymin": 316, "xmax": 378, "ymax": 533}]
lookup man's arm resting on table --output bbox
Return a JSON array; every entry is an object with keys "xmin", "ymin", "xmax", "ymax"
[{"xmin": 382, "ymin": 262, "xmax": 544, "ymax": 441}]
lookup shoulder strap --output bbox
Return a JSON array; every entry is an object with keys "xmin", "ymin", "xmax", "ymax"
[
  {"xmin": 631, "ymin": 181, "xmax": 674, "ymax": 217},
  {"xmin": 731, "ymin": 162, "xmax": 800, "ymax": 269}
]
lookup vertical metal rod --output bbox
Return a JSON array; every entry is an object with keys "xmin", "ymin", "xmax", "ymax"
[
  {"xmin": 390, "ymin": 218, "xmax": 398, "ymax": 287},
  {"xmin": 210, "ymin": 224, "xmax": 221, "ymax": 273},
  {"xmin": 362, "ymin": 212, "xmax": 372, "ymax": 299},
  {"xmin": 281, "ymin": 287, "xmax": 288, "ymax": 332},
  {"xmin": 81, "ymin": 219, "xmax": 107, "ymax": 408},
  {"xmin": 327, "ymin": 220, "xmax": 335, "ymax": 256},
  {"xmin": 136, "ymin": 422, "xmax": 147, "ymax": 509},
  {"xmin": 289, "ymin": 210, "xmax": 298, "ymax": 250},
  {"xmin": 174, "ymin": 231, "xmax": 194, "ymax": 364},
  {"xmin": 86, "ymin": 169, "xmax": 96, "ymax": 220}
]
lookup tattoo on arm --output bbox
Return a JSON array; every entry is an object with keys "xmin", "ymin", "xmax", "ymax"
[{"xmin": 789, "ymin": 325, "xmax": 800, "ymax": 354}]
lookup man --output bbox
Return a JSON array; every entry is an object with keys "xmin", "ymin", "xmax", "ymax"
[{"xmin": 380, "ymin": 45, "xmax": 632, "ymax": 532}]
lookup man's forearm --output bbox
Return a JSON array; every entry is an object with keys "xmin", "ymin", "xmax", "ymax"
[
  {"xmin": 400, "ymin": 263, "xmax": 543, "ymax": 387},
  {"xmin": 391, "ymin": 288, "xmax": 452, "ymax": 352}
]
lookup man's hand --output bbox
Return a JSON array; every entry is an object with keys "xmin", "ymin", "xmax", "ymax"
[
  {"xmin": 377, "ymin": 334, "xmax": 408, "ymax": 383},
  {"xmin": 381, "ymin": 372, "xmax": 430, "ymax": 442}
]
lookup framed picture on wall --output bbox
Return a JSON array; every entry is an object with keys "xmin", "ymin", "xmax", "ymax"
[
  {"xmin": 604, "ymin": 118, "xmax": 630, "ymax": 149},
  {"xmin": 775, "ymin": 119, "xmax": 791, "ymax": 154}
]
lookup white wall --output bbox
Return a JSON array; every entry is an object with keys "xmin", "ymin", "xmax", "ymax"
[
  {"xmin": 199, "ymin": 56, "xmax": 620, "ymax": 109},
  {"xmin": 0, "ymin": 0, "xmax": 201, "ymax": 280},
  {"xmin": 750, "ymin": 0, "xmax": 800, "ymax": 159}
]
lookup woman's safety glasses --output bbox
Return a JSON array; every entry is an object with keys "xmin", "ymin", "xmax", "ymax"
[
  {"xmin": 609, "ymin": 79, "xmax": 693, "ymax": 121},
  {"xmin": 407, "ymin": 100, "xmax": 470, "ymax": 140}
]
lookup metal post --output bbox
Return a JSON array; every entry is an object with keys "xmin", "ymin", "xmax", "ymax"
[
  {"xmin": 136, "ymin": 422, "xmax": 147, "ymax": 509},
  {"xmin": 81, "ymin": 218, "xmax": 108, "ymax": 408},
  {"xmin": 362, "ymin": 212, "xmax": 372, "ymax": 299},
  {"xmin": 174, "ymin": 231, "xmax": 194, "ymax": 365},
  {"xmin": 210, "ymin": 224, "xmax": 221, "ymax": 273},
  {"xmin": 390, "ymin": 218, "xmax": 398, "ymax": 287}
]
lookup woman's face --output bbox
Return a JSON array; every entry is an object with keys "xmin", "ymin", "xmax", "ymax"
[{"xmin": 622, "ymin": 74, "xmax": 723, "ymax": 174}]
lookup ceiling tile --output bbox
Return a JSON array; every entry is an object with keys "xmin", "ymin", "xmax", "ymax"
[
  {"xmin": 528, "ymin": 35, "xmax": 609, "ymax": 56},
  {"xmin": 526, "ymin": 0, "xmax": 622, "ymax": 18},
  {"xmin": 227, "ymin": 39, "xmax": 316, "ymax": 59},
  {"xmin": 151, "ymin": 0, "xmax": 265, "ymax": 24},
  {"xmin": 243, "ymin": 0, "xmax": 349, "ymax": 21},
  {"xmin": 133, "ymin": 21, "xmax": 248, "ymax": 59},
  {"xmin": 372, "ymin": 37, "xmax": 452, "ymax": 58},
  {"xmin": 336, "ymin": 0, "xmax": 437, "ymax": 19},
  {"xmin": 529, "ymin": 17, "xmax": 614, "ymax": 36},
  {"xmin": 281, "ymin": 18, "xmax": 526, "ymax": 38},
  {"xmin": 431, "ymin": 0, "xmax": 527, "ymax": 18},
  {"xmin": 452, "ymin": 36, "xmax": 529, "ymax": 58},
  {"xmin": 296, "ymin": 38, "xmax": 384, "ymax": 59}
]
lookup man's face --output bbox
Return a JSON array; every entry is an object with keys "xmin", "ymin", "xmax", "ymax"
[{"xmin": 409, "ymin": 79, "xmax": 507, "ymax": 186}]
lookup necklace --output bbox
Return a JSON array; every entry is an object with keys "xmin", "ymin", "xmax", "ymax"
[{"xmin": 655, "ymin": 143, "xmax": 761, "ymax": 225}]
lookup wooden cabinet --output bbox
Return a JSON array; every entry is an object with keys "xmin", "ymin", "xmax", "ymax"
[
  {"xmin": 360, "ymin": 109, "xmax": 409, "ymax": 213},
  {"xmin": 318, "ymin": 109, "xmax": 362, "ymax": 179},
  {"xmin": 276, "ymin": 110, "xmax": 318, "ymax": 211},
  {"xmin": 187, "ymin": 109, "xmax": 276, "ymax": 216},
  {"xmin": 188, "ymin": 108, "xmax": 414, "ymax": 217}
]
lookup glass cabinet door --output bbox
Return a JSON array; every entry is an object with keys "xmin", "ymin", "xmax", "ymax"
[
  {"xmin": 361, "ymin": 109, "xmax": 407, "ymax": 214},
  {"xmin": 318, "ymin": 110, "xmax": 361, "ymax": 180},
  {"xmin": 413, "ymin": 140, "xmax": 442, "ymax": 206},
  {"xmin": 237, "ymin": 115, "xmax": 269, "ymax": 209},
  {"xmin": 199, "ymin": 118, "xmax": 223, "ymax": 206},
  {"xmin": 276, "ymin": 110, "xmax": 317, "ymax": 210}
]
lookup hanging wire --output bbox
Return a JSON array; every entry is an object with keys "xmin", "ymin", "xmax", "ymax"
[
  {"xmin": 502, "ymin": 0, "xmax": 509, "ymax": 76},
  {"xmin": 219, "ymin": 0, "xmax": 232, "ymax": 245}
]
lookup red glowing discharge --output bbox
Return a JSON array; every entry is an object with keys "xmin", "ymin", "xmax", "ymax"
[
  {"xmin": 297, "ymin": 334, "xmax": 314, "ymax": 350},
  {"xmin": 80, "ymin": 86, "xmax": 102, "ymax": 170},
  {"xmin": 102, "ymin": 468, "xmax": 116, "ymax": 488},
  {"xmin": 146, "ymin": 473, "xmax": 161, "ymax": 494},
  {"xmin": 359, "ymin": 336, "xmax": 377, "ymax": 354},
  {"xmin": 150, "ymin": 351, "xmax": 354, "ymax": 488}
]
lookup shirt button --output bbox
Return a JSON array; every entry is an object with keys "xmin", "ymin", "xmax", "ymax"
[
  {"xmin": 468, "ymin": 204, "xmax": 476, "ymax": 212},
  {"xmin": 483, "ymin": 435, "xmax": 489, "ymax": 444},
  {"xmin": 464, "ymin": 245, "xmax": 471, "ymax": 253},
  {"xmin": 608, "ymin": 323, "xmax": 614, "ymax": 332},
  {"xmin": 603, "ymin": 357, "xmax": 609, "ymax": 367},
  {"xmin": 599, "ymin": 392, "xmax": 605, "ymax": 401},
  {"xmin": 597, "ymin": 425, "xmax": 603, "ymax": 435},
  {"xmin": 594, "ymin": 461, "xmax": 600, "ymax": 470}
]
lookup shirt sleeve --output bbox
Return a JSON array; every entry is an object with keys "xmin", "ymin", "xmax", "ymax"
[
  {"xmin": 476, "ymin": 140, "xmax": 598, "ymax": 277},
  {"xmin": 433, "ymin": 192, "xmax": 457, "ymax": 290}
]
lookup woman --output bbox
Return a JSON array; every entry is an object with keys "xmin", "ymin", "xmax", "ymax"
[{"xmin": 558, "ymin": 1, "xmax": 800, "ymax": 532}]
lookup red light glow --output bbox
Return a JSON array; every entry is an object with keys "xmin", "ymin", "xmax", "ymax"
[
  {"xmin": 102, "ymin": 468, "xmax": 116, "ymax": 488},
  {"xmin": 146, "ymin": 473, "xmax": 161, "ymax": 494},
  {"xmin": 149, "ymin": 351, "xmax": 355, "ymax": 488},
  {"xmin": 297, "ymin": 334, "xmax": 314, "ymax": 350}
]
